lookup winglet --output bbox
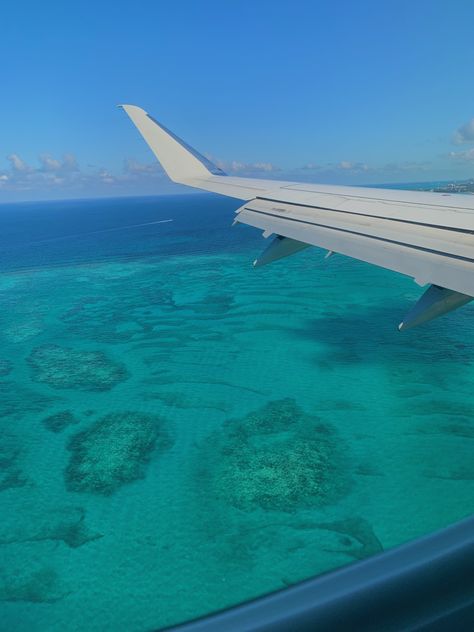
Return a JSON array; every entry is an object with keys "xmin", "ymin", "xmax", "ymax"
[{"xmin": 118, "ymin": 104, "xmax": 225, "ymax": 184}]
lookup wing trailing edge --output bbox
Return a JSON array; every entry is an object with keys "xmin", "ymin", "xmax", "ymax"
[{"xmin": 120, "ymin": 105, "xmax": 474, "ymax": 330}]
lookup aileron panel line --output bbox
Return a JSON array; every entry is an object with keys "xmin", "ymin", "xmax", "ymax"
[
  {"xmin": 235, "ymin": 207, "xmax": 474, "ymax": 298},
  {"xmin": 242, "ymin": 200, "xmax": 474, "ymax": 261}
]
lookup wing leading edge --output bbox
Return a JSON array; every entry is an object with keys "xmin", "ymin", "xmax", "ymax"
[{"xmin": 120, "ymin": 104, "xmax": 474, "ymax": 329}]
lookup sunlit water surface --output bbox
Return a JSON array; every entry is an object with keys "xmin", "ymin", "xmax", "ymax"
[{"xmin": 0, "ymin": 193, "xmax": 472, "ymax": 630}]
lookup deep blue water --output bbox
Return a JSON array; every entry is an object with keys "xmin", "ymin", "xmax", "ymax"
[
  {"xmin": 0, "ymin": 192, "xmax": 472, "ymax": 630},
  {"xmin": 0, "ymin": 195, "xmax": 250, "ymax": 271}
]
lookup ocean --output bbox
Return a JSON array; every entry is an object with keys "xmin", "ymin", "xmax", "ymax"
[{"xmin": 0, "ymin": 192, "xmax": 472, "ymax": 630}]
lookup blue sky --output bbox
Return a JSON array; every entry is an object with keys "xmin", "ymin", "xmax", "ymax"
[{"xmin": 1, "ymin": 0, "xmax": 474, "ymax": 201}]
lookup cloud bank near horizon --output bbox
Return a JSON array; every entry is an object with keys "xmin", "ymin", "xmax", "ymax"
[
  {"xmin": 0, "ymin": 154, "xmax": 172, "ymax": 200},
  {"xmin": 1, "ymin": 114, "xmax": 473, "ymax": 202}
]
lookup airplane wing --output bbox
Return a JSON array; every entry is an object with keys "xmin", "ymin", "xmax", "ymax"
[{"xmin": 120, "ymin": 104, "xmax": 474, "ymax": 330}]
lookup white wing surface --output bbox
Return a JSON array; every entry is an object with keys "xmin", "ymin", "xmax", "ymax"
[{"xmin": 120, "ymin": 104, "xmax": 474, "ymax": 329}]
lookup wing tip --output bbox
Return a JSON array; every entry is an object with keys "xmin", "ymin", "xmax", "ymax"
[{"xmin": 117, "ymin": 104, "xmax": 147, "ymax": 115}]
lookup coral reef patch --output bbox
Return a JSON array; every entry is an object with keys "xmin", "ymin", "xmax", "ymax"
[
  {"xmin": 28, "ymin": 344, "xmax": 128, "ymax": 391},
  {"xmin": 0, "ymin": 567, "xmax": 68, "ymax": 603},
  {"xmin": 65, "ymin": 411, "xmax": 172, "ymax": 495},
  {"xmin": 0, "ymin": 505, "xmax": 102, "ymax": 548},
  {"xmin": 200, "ymin": 398, "xmax": 350, "ymax": 512},
  {"xmin": 41, "ymin": 410, "xmax": 79, "ymax": 433}
]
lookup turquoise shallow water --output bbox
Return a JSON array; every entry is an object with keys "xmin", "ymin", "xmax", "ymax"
[{"xmin": 0, "ymin": 193, "xmax": 473, "ymax": 630}]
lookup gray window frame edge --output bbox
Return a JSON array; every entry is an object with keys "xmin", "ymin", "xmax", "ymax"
[{"xmin": 160, "ymin": 514, "xmax": 474, "ymax": 632}]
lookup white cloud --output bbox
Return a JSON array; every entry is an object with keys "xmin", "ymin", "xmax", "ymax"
[
  {"xmin": 0, "ymin": 153, "xmax": 175, "ymax": 200},
  {"xmin": 39, "ymin": 154, "xmax": 61, "ymax": 171},
  {"xmin": 39, "ymin": 153, "xmax": 80, "ymax": 173},
  {"xmin": 291, "ymin": 160, "xmax": 434, "ymax": 184},
  {"xmin": 124, "ymin": 158, "xmax": 163, "ymax": 176},
  {"xmin": 380, "ymin": 161, "xmax": 431, "ymax": 173},
  {"xmin": 7, "ymin": 153, "xmax": 30, "ymax": 172},
  {"xmin": 301, "ymin": 163, "xmax": 322, "ymax": 170},
  {"xmin": 211, "ymin": 157, "xmax": 280, "ymax": 176},
  {"xmin": 2, "ymin": 144, "xmax": 465, "ymax": 201},
  {"xmin": 300, "ymin": 159, "xmax": 430, "ymax": 175},
  {"xmin": 448, "ymin": 148, "xmax": 474, "ymax": 162},
  {"xmin": 452, "ymin": 118, "xmax": 474, "ymax": 144},
  {"xmin": 63, "ymin": 153, "xmax": 79, "ymax": 170},
  {"xmin": 2, "ymin": 152, "xmax": 104, "ymax": 194},
  {"xmin": 98, "ymin": 168, "xmax": 116, "ymax": 184}
]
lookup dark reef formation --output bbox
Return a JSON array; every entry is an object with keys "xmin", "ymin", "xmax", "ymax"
[
  {"xmin": 200, "ymin": 398, "xmax": 350, "ymax": 512},
  {"xmin": 65, "ymin": 411, "xmax": 172, "ymax": 495},
  {"xmin": 0, "ymin": 505, "xmax": 102, "ymax": 549},
  {"xmin": 142, "ymin": 390, "xmax": 232, "ymax": 413},
  {"xmin": 315, "ymin": 516, "xmax": 383, "ymax": 560},
  {"xmin": 189, "ymin": 292, "xmax": 235, "ymax": 315},
  {"xmin": 415, "ymin": 418, "xmax": 474, "ymax": 439},
  {"xmin": 28, "ymin": 344, "xmax": 128, "ymax": 391},
  {"xmin": 41, "ymin": 410, "xmax": 79, "ymax": 433},
  {"xmin": 0, "ymin": 567, "xmax": 68, "ymax": 603},
  {"xmin": 0, "ymin": 380, "xmax": 56, "ymax": 418},
  {"xmin": 0, "ymin": 441, "xmax": 27, "ymax": 492},
  {"xmin": 0, "ymin": 359, "xmax": 12, "ymax": 377}
]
